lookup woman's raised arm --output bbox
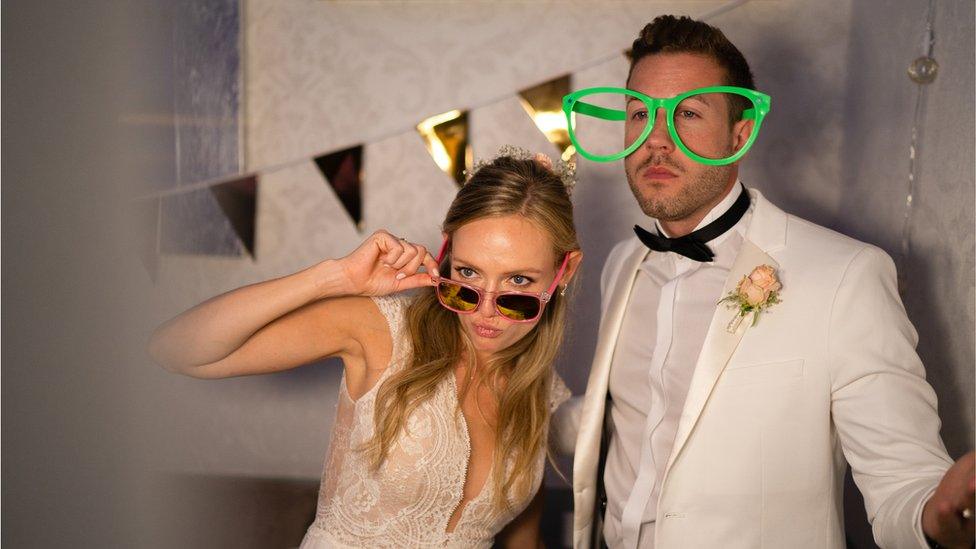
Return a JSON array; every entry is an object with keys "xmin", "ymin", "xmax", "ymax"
[{"xmin": 147, "ymin": 230, "xmax": 438, "ymax": 379}]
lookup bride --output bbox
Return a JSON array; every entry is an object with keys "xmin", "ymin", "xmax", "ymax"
[{"xmin": 149, "ymin": 149, "xmax": 583, "ymax": 547}]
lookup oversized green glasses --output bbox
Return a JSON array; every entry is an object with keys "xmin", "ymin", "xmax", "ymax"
[{"xmin": 562, "ymin": 86, "xmax": 771, "ymax": 165}]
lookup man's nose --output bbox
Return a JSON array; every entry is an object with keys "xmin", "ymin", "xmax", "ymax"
[{"xmin": 644, "ymin": 108, "xmax": 674, "ymax": 151}]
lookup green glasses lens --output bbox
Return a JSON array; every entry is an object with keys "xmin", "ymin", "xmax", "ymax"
[
  {"xmin": 568, "ymin": 91, "xmax": 632, "ymax": 159},
  {"xmin": 672, "ymin": 90, "xmax": 755, "ymax": 162}
]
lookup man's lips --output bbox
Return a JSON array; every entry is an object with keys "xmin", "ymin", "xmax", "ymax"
[{"xmin": 642, "ymin": 165, "xmax": 678, "ymax": 178}]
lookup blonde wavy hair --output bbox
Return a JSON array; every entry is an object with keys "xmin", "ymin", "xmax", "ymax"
[{"xmin": 361, "ymin": 153, "xmax": 579, "ymax": 511}]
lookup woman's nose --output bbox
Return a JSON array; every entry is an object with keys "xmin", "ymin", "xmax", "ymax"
[{"xmin": 478, "ymin": 292, "xmax": 498, "ymax": 318}]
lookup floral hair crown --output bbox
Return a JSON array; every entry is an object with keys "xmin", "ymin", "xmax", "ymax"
[{"xmin": 465, "ymin": 145, "xmax": 577, "ymax": 196}]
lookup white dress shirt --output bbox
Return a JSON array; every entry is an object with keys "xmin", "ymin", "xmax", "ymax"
[{"xmin": 603, "ymin": 183, "xmax": 754, "ymax": 549}]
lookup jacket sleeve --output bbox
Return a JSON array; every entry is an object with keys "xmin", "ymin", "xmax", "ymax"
[{"xmin": 827, "ymin": 245, "xmax": 953, "ymax": 548}]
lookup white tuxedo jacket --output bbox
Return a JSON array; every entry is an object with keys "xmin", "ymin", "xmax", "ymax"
[{"xmin": 569, "ymin": 189, "xmax": 953, "ymax": 548}]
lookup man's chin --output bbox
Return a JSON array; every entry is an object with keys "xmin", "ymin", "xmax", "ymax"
[{"xmin": 636, "ymin": 192, "xmax": 682, "ymax": 220}]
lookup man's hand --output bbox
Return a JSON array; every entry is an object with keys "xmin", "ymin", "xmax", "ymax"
[{"xmin": 922, "ymin": 451, "xmax": 975, "ymax": 548}]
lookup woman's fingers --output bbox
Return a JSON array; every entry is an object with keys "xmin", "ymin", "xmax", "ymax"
[
  {"xmin": 373, "ymin": 231, "xmax": 406, "ymax": 266},
  {"xmin": 392, "ymin": 246, "xmax": 433, "ymax": 284},
  {"xmin": 397, "ymin": 272, "xmax": 436, "ymax": 290},
  {"xmin": 353, "ymin": 230, "xmax": 444, "ymax": 294},
  {"xmin": 422, "ymin": 251, "xmax": 440, "ymax": 279},
  {"xmin": 396, "ymin": 244, "xmax": 427, "ymax": 275},
  {"xmin": 395, "ymin": 248, "xmax": 441, "ymax": 291},
  {"xmin": 389, "ymin": 241, "xmax": 420, "ymax": 270}
]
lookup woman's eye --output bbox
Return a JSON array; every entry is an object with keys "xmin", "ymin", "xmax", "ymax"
[
  {"xmin": 510, "ymin": 275, "xmax": 533, "ymax": 286},
  {"xmin": 456, "ymin": 267, "xmax": 475, "ymax": 278}
]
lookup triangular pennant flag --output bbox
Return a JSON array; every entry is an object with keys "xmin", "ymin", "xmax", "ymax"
[
  {"xmin": 160, "ymin": 186, "xmax": 247, "ymax": 257},
  {"xmin": 314, "ymin": 145, "xmax": 364, "ymax": 230},
  {"xmin": 416, "ymin": 110, "xmax": 470, "ymax": 186},
  {"xmin": 210, "ymin": 175, "xmax": 258, "ymax": 258},
  {"xmin": 518, "ymin": 74, "xmax": 575, "ymax": 163}
]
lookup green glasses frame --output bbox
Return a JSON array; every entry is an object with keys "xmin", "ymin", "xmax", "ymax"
[{"xmin": 562, "ymin": 85, "xmax": 771, "ymax": 165}]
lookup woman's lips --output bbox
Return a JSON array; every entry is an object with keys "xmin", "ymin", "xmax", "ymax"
[{"xmin": 474, "ymin": 324, "xmax": 502, "ymax": 338}]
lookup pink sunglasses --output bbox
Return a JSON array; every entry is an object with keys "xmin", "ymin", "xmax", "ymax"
[{"xmin": 431, "ymin": 237, "xmax": 570, "ymax": 322}]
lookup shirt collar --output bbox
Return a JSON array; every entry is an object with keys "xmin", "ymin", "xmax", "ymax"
[{"xmin": 641, "ymin": 181, "xmax": 752, "ymax": 273}]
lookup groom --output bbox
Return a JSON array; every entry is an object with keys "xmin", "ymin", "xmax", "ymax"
[{"xmin": 567, "ymin": 15, "xmax": 975, "ymax": 549}]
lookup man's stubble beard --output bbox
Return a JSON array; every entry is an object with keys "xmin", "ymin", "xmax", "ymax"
[{"xmin": 626, "ymin": 153, "xmax": 735, "ymax": 222}]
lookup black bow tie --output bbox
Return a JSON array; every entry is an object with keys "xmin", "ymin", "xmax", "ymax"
[{"xmin": 634, "ymin": 185, "xmax": 751, "ymax": 262}]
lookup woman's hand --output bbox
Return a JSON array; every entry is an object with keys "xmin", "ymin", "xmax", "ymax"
[{"xmin": 331, "ymin": 230, "xmax": 440, "ymax": 297}]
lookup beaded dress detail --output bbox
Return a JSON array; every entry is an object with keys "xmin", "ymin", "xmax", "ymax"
[{"xmin": 300, "ymin": 294, "xmax": 570, "ymax": 548}]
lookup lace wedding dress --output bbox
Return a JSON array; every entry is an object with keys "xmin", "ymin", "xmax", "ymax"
[{"xmin": 300, "ymin": 294, "xmax": 570, "ymax": 548}]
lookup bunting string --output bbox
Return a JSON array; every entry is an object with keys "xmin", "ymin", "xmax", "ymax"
[{"xmin": 135, "ymin": 0, "xmax": 751, "ymax": 203}]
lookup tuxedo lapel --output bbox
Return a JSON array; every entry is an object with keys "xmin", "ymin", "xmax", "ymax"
[{"xmin": 663, "ymin": 190, "xmax": 786, "ymax": 476}]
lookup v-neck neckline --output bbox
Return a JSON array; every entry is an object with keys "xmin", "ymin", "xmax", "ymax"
[{"xmin": 444, "ymin": 371, "xmax": 495, "ymax": 535}]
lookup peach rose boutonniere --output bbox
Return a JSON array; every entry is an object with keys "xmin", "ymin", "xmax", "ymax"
[{"xmin": 719, "ymin": 264, "xmax": 782, "ymax": 333}]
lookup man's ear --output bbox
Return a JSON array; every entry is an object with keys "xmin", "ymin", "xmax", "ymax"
[{"xmin": 731, "ymin": 118, "xmax": 755, "ymax": 152}]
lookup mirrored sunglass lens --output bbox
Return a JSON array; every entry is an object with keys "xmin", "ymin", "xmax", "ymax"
[
  {"xmin": 569, "ymin": 92, "xmax": 636, "ymax": 158},
  {"xmin": 673, "ymin": 91, "xmax": 752, "ymax": 161},
  {"xmin": 495, "ymin": 294, "xmax": 541, "ymax": 321},
  {"xmin": 437, "ymin": 282, "xmax": 479, "ymax": 312}
]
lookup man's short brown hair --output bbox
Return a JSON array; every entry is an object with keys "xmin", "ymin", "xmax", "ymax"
[{"xmin": 628, "ymin": 15, "xmax": 756, "ymax": 122}]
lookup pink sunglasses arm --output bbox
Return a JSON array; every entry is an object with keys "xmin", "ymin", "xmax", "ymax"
[
  {"xmin": 545, "ymin": 252, "xmax": 572, "ymax": 297},
  {"xmin": 434, "ymin": 237, "xmax": 450, "ymax": 267}
]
